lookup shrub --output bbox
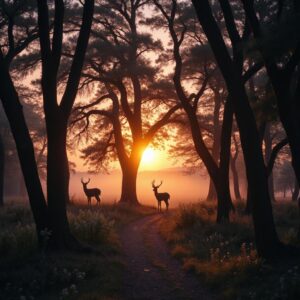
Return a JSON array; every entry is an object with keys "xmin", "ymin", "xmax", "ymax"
[{"xmin": 68, "ymin": 209, "xmax": 115, "ymax": 245}]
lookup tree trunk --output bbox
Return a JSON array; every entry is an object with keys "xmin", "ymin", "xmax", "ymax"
[
  {"xmin": 46, "ymin": 118, "xmax": 73, "ymax": 249},
  {"xmin": 119, "ymin": 160, "xmax": 140, "ymax": 206},
  {"xmin": 218, "ymin": 98, "xmax": 235, "ymax": 220},
  {"xmin": 264, "ymin": 124, "xmax": 276, "ymax": 202},
  {"xmin": 0, "ymin": 59, "xmax": 48, "ymax": 244},
  {"xmin": 230, "ymin": 155, "xmax": 242, "ymax": 201},
  {"xmin": 215, "ymin": 181, "xmax": 232, "ymax": 223},
  {"xmin": 192, "ymin": 0, "xmax": 280, "ymax": 258},
  {"xmin": 0, "ymin": 132, "xmax": 4, "ymax": 206},
  {"xmin": 206, "ymin": 92, "xmax": 221, "ymax": 201}
]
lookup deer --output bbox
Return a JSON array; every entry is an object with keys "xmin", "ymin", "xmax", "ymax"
[
  {"xmin": 152, "ymin": 180, "xmax": 170, "ymax": 212},
  {"xmin": 81, "ymin": 178, "xmax": 101, "ymax": 206}
]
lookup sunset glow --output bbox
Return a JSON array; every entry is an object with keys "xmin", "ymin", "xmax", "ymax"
[{"xmin": 141, "ymin": 148, "xmax": 156, "ymax": 165}]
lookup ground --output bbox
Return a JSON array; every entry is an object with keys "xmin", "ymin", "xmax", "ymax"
[
  {"xmin": 0, "ymin": 201, "xmax": 300, "ymax": 300},
  {"xmin": 120, "ymin": 214, "xmax": 213, "ymax": 300}
]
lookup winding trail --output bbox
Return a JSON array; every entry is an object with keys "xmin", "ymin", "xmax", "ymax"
[{"xmin": 120, "ymin": 213, "xmax": 214, "ymax": 300}]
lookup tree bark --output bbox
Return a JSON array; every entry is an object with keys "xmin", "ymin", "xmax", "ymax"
[
  {"xmin": 46, "ymin": 118, "xmax": 73, "ymax": 248},
  {"xmin": 264, "ymin": 124, "xmax": 275, "ymax": 202},
  {"xmin": 119, "ymin": 162, "xmax": 140, "ymax": 206},
  {"xmin": 217, "ymin": 99, "xmax": 235, "ymax": 222},
  {"xmin": 0, "ymin": 57, "xmax": 49, "ymax": 242},
  {"xmin": 0, "ymin": 132, "xmax": 4, "ymax": 206},
  {"xmin": 206, "ymin": 91, "xmax": 221, "ymax": 201},
  {"xmin": 37, "ymin": 0, "xmax": 94, "ymax": 249},
  {"xmin": 192, "ymin": 0, "xmax": 280, "ymax": 258}
]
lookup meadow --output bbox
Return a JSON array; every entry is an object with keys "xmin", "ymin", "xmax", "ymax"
[{"xmin": 0, "ymin": 200, "xmax": 299, "ymax": 300}]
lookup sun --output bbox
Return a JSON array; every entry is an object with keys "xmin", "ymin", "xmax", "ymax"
[{"xmin": 142, "ymin": 148, "xmax": 155, "ymax": 164}]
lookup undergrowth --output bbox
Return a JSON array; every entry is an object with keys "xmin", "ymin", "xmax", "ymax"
[
  {"xmin": 159, "ymin": 201, "xmax": 300, "ymax": 300},
  {"xmin": 0, "ymin": 202, "xmax": 154, "ymax": 300}
]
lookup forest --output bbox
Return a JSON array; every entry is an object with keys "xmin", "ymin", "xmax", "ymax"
[{"xmin": 1, "ymin": 0, "xmax": 300, "ymax": 299}]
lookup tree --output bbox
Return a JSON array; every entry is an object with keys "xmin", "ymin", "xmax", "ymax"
[
  {"xmin": 230, "ymin": 133, "xmax": 242, "ymax": 201},
  {"xmin": 152, "ymin": 0, "xmax": 242, "ymax": 222},
  {"xmin": 0, "ymin": 0, "xmax": 48, "ymax": 242},
  {"xmin": 72, "ymin": 0, "xmax": 180, "ymax": 205},
  {"xmin": 37, "ymin": 0, "xmax": 94, "ymax": 248},
  {"xmin": 0, "ymin": 131, "xmax": 4, "ymax": 206},
  {"xmin": 242, "ymin": 0, "xmax": 300, "ymax": 191},
  {"xmin": 191, "ymin": 0, "xmax": 281, "ymax": 258}
]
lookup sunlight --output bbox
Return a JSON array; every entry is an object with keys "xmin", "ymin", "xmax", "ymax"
[{"xmin": 142, "ymin": 148, "xmax": 155, "ymax": 165}]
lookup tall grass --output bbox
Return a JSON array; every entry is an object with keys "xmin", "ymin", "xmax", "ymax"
[
  {"xmin": 159, "ymin": 201, "xmax": 300, "ymax": 300},
  {"xmin": 0, "ymin": 202, "xmax": 153, "ymax": 300}
]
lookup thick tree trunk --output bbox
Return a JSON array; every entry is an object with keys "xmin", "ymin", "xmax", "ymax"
[
  {"xmin": 46, "ymin": 119, "xmax": 74, "ymax": 249},
  {"xmin": 0, "ymin": 60, "xmax": 48, "ymax": 243},
  {"xmin": 0, "ymin": 133, "xmax": 4, "ymax": 206},
  {"xmin": 216, "ymin": 175, "xmax": 234, "ymax": 223},
  {"xmin": 218, "ymin": 99, "xmax": 235, "ymax": 221},
  {"xmin": 192, "ymin": 0, "xmax": 280, "ymax": 258},
  {"xmin": 206, "ymin": 93, "xmax": 221, "ymax": 201},
  {"xmin": 215, "ymin": 181, "xmax": 232, "ymax": 223},
  {"xmin": 119, "ymin": 160, "xmax": 140, "ymax": 206}
]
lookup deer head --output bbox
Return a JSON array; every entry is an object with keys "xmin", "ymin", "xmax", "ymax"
[
  {"xmin": 152, "ymin": 180, "xmax": 162, "ymax": 192},
  {"xmin": 81, "ymin": 178, "xmax": 90, "ymax": 188}
]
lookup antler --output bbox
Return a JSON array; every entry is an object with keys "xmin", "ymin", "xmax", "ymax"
[
  {"xmin": 81, "ymin": 178, "xmax": 90, "ymax": 184},
  {"xmin": 152, "ymin": 180, "xmax": 163, "ymax": 188}
]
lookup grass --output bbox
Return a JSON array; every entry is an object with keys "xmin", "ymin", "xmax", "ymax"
[
  {"xmin": 0, "ymin": 202, "xmax": 155, "ymax": 300},
  {"xmin": 2, "ymin": 200, "xmax": 299, "ymax": 300},
  {"xmin": 159, "ymin": 201, "xmax": 300, "ymax": 300}
]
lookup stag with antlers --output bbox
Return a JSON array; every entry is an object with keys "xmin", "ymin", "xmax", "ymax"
[
  {"xmin": 152, "ymin": 180, "xmax": 170, "ymax": 212},
  {"xmin": 81, "ymin": 178, "xmax": 101, "ymax": 206}
]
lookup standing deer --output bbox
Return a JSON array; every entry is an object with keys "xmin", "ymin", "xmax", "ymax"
[
  {"xmin": 152, "ymin": 180, "xmax": 170, "ymax": 212},
  {"xmin": 81, "ymin": 178, "xmax": 101, "ymax": 206}
]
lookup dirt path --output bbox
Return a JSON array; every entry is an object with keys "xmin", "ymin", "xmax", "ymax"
[{"xmin": 120, "ymin": 213, "xmax": 214, "ymax": 300}]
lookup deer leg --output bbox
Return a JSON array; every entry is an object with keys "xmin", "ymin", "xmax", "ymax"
[
  {"xmin": 95, "ymin": 195, "xmax": 100, "ymax": 205},
  {"xmin": 166, "ymin": 201, "xmax": 169, "ymax": 211},
  {"xmin": 88, "ymin": 197, "xmax": 91, "ymax": 206}
]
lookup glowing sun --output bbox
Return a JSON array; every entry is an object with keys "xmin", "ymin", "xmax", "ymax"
[{"xmin": 142, "ymin": 148, "xmax": 155, "ymax": 164}]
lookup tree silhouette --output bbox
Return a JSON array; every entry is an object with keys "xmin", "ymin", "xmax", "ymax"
[
  {"xmin": 0, "ymin": 0, "xmax": 48, "ymax": 243},
  {"xmin": 71, "ymin": 0, "xmax": 181, "ymax": 205},
  {"xmin": 242, "ymin": 0, "xmax": 300, "ymax": 190},
  {"xmin": 37, "ymin": 0, "xmax": 94, "ymax": 248},
  {"xmin": 192, "ymin": 0, "xmax": 280, "ymax": 258}
]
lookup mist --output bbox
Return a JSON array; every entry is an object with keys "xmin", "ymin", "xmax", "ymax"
[{"xmin": 70, "ymin": 168, "xmax": 210, "ymax": 207}]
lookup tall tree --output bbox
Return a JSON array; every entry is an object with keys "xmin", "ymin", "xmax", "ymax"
[
  {"xmin": 37, "ymin": 0, "xmax": 94, "ymax": 248},
  {"xmin": 192, "ymin": 0, "xmax": 280, "ymax": 258},
  {"xmin": 242, "ymin": 0, "xmax": 300, "ymax": 189},
  {"xmin": 153, "ymin": 0, "xmax": 241, "ymax": 222},
  {"xmin": 0, "ymin": 0, "xmax": 48, "ymax": 242},
  {"xmin": 0, "ymin": 131, "xmax": 4, "ymax": 207},
  {"xmin": 72, "ymin": 0, "xmax": 180, "ymax": 205}
]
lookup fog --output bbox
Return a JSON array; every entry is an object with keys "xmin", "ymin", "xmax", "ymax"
[{"xmin": 70, "ymin": 168, "xmax": 212, "ymax": 207}]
